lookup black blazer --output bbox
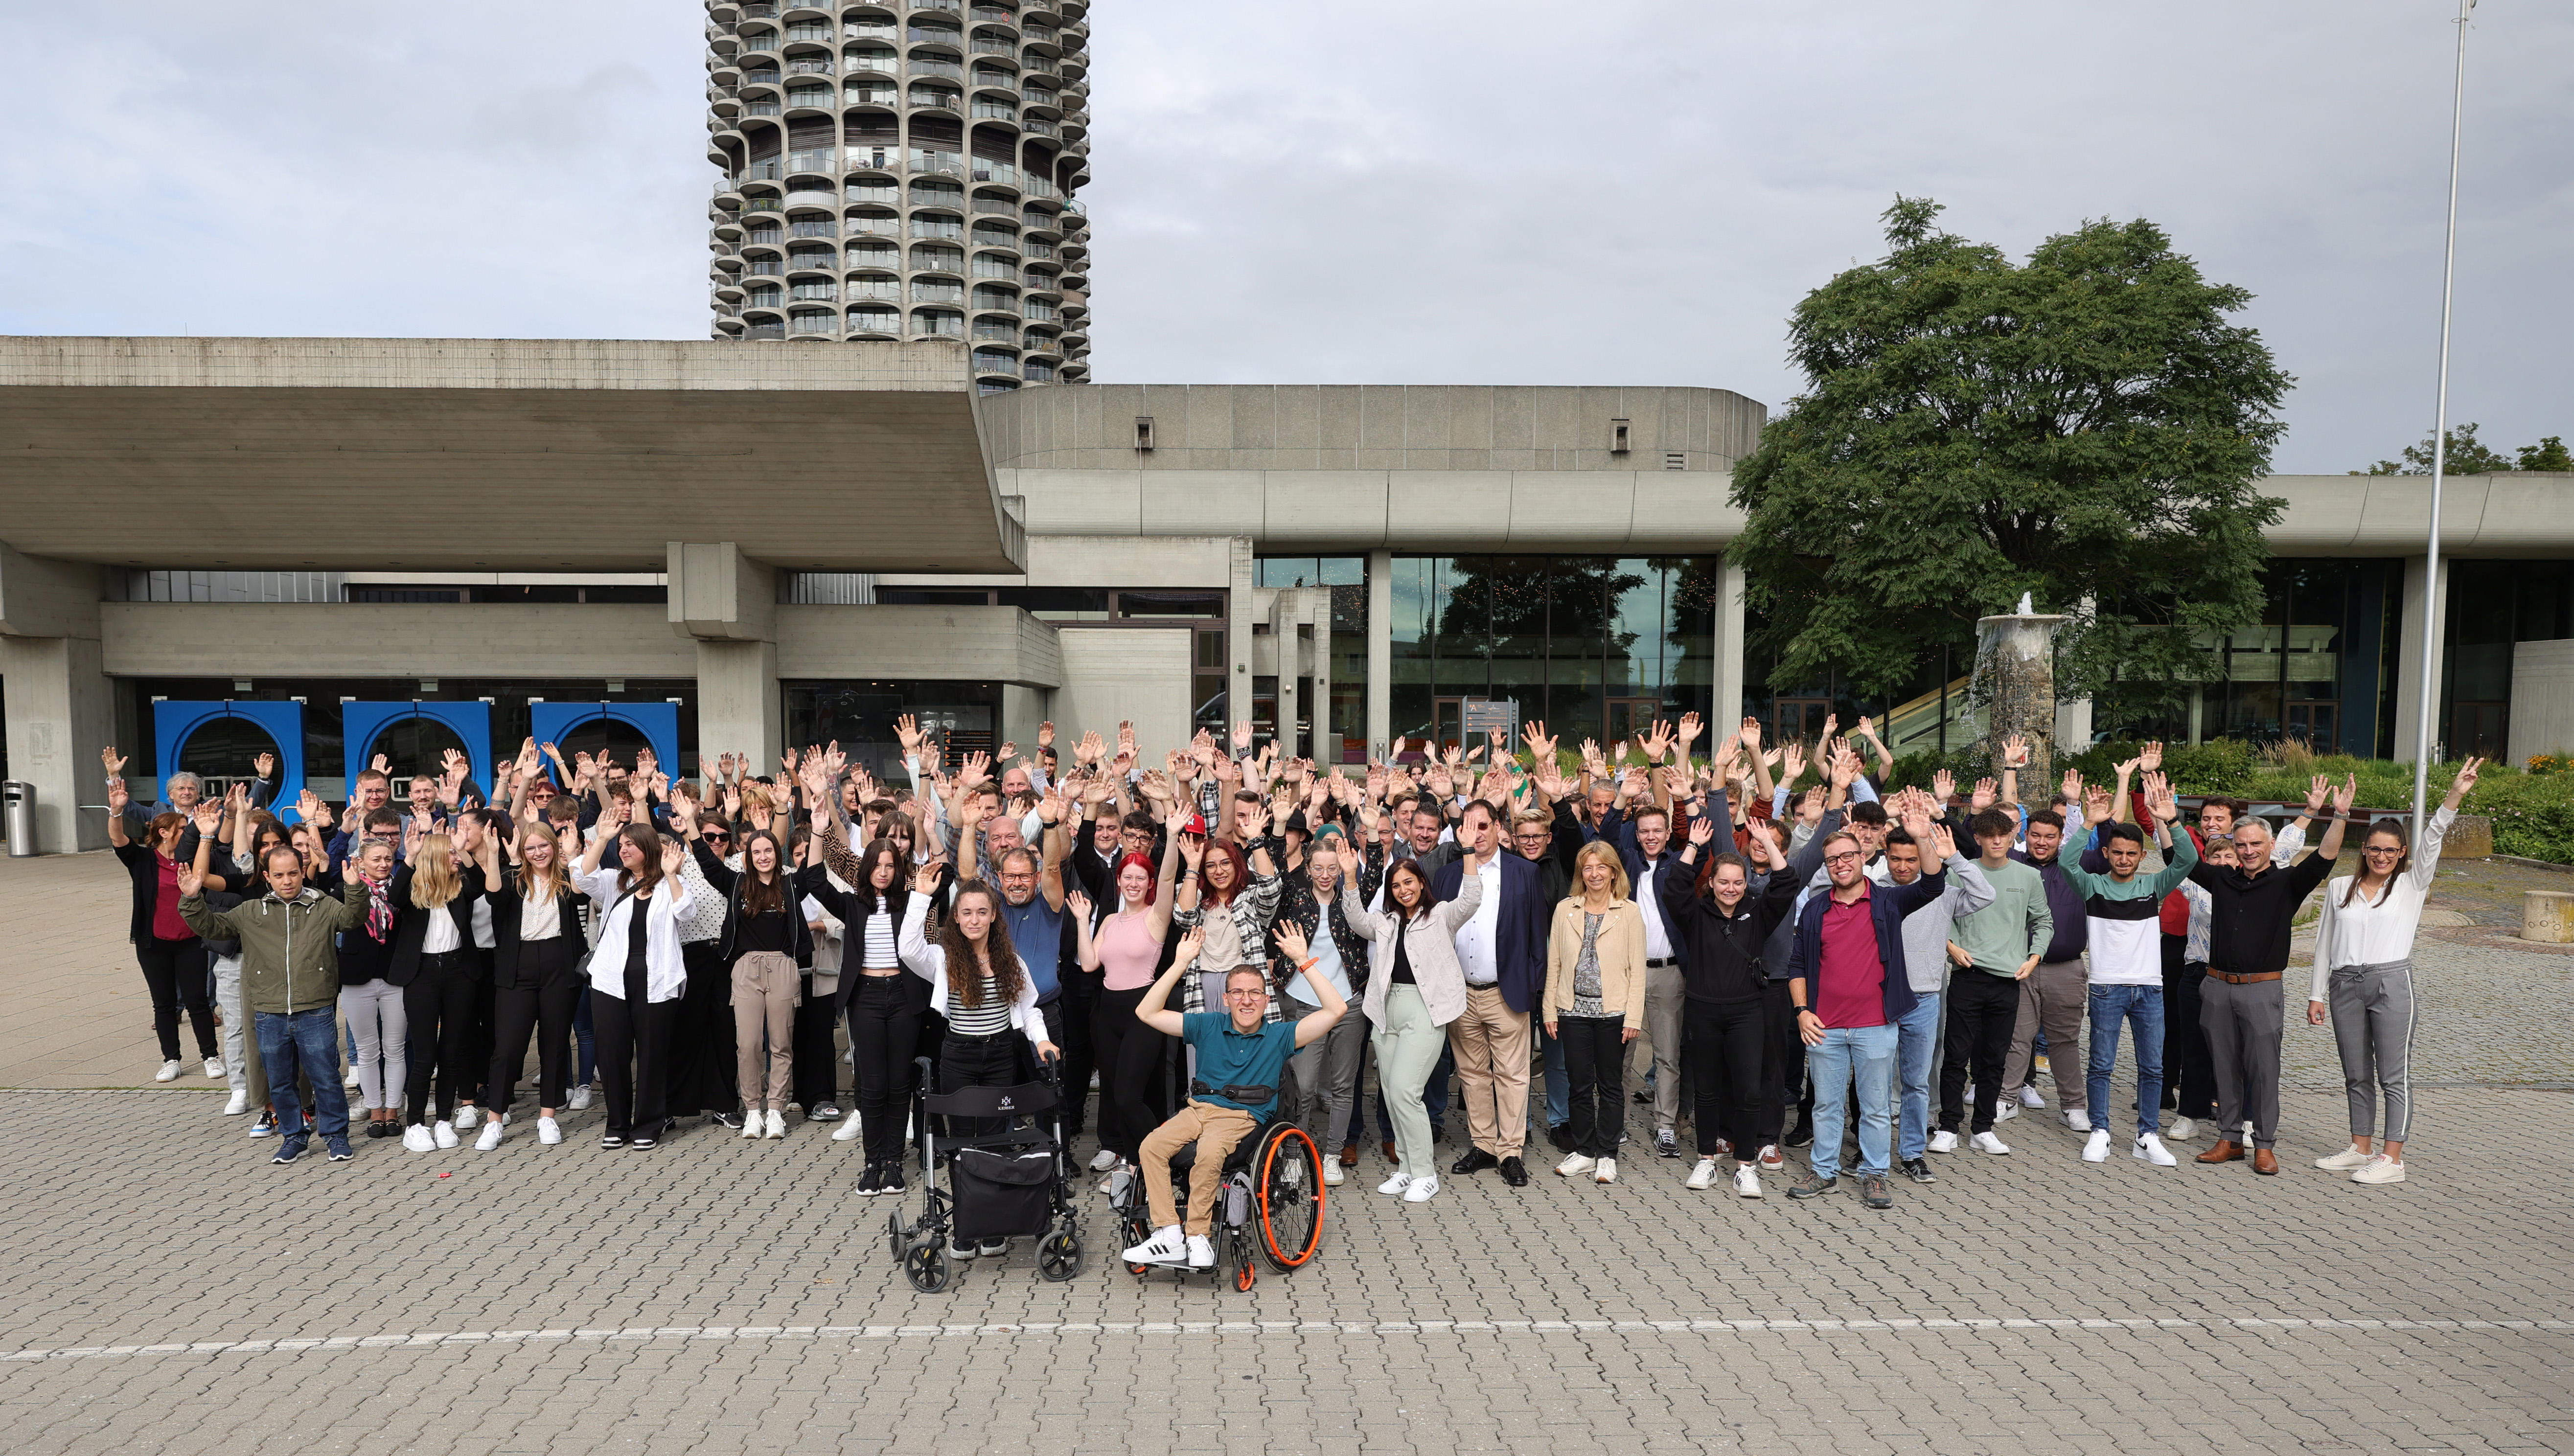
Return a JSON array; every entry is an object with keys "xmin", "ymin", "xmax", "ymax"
[
  {"xmin": 334, "ymin": 872, "xmax": 399, "ymax": 986},
  {"xmin": 482, "ymin": 870, "xmax": 587, "ymax": 991},
  {"xmin": 695, "ymin": 840, "xmax": 813, "ymax": 969},
  {"xmin": 113, "ymin": 841, "xmax": 191, "ymax": 947},
  {"xmin": 383, "ymin": 864, "xmax": 486, "ymax": 987},
  {"xmin": 797, "ymin": 854, "xmax": 932, "ymax": 1015}
]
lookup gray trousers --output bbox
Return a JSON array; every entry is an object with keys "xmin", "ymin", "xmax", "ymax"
[
  {"xmin": 2329, "ymin": 960, "xmax": 2417, "ymax": 1144},
  {"xmin": 1288, "ymin": 1007, "xmax": 1365, "ymax": 1149},
  {"xmin": 2200, "ymin": 975, "xmax": 2284, "ymax": 1148},
  {"xmin": 1639, "ymin": 960, "xmax": 1685, "ymax": 1132},
  {"xmin": 213, "ymin": 955, "xmax": 249, "ymax": 1095},
  {"xmin": 2002, "ymin": 959, "xmax": 2089, "ymax": 1110}
]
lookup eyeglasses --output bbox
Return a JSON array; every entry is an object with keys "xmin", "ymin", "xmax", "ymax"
[
  {"xmin": 1823, "ymin": 851, "xmax": 1862, "ymax": 866},
  {"xmin": 1226, "ymin": 988, "xmax": 1269, "ymax": 1000},
  {"xmin": 2362, "ymin": 845, "xmax": 2404, "ymax": 855}
]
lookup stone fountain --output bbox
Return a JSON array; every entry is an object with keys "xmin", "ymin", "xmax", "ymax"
[{"xmin": 1974, "ymin": 592, "xmax": 2068, "ymax": 799}]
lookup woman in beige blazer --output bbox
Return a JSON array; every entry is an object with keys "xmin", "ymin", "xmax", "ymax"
[{"xmin": 1543, "ymin": 841, "xmax": 1648, "ymax": 1183}]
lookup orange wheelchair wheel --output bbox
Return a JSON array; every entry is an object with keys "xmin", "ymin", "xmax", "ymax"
[{"xmin": 1255, "ymin": 1125, "xmax": 1325, "ymax": 1271}]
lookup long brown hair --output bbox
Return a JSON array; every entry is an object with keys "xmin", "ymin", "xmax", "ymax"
[
  {"xmin": 738, "ymin": 829, "xmax": 787, "ymax": 917},
  {"xmin": 617, "ymin": 823, "xmax": 666, "ymax": 897},
  {"xmin": 938, "ymin": 879, "xmax": 1025, "ymax": 1008},
  {"xmin": 2342, "ymin": 817, "xmax": 2412, "ymax": 908},
  {"xmin": 1197, "ymin": 839, "xmax": 1250, "ymax": 908},
  {"xmin": 1384, "ymin": 859, "xmax": 1432, "ymax": 919},
  {"xmin": 850, "ymin": 839, "xmax": 907, "ymax": 916}
]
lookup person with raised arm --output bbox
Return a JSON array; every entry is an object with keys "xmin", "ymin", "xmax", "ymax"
[
  {"xmin": 2062, "ymin": 772, "xmax": 2200, "ymax": 1168},
  {"xmin": 106, "ymin": 777, "xmax": 224, "ymax": 1084},
  {"xmin": 574, "ymin": 807, "xmax": 696, "ymax": 1150}
]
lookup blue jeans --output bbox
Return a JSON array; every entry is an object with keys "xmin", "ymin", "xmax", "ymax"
[
  {"xmin": 1806, "ymin": 1023, "xmax": 1897, "ymax": 1180},
  {"xmin": 1538, "ymin": 1021, "xmax": 1570, "ymax": 1129},
  {"xmin": 256, "ymin": 1007, "xmax": 349, "ymax": 1152},
  {"xmin": 1894, "ymin": 992, "xmax": 1941, "ymax": 1161},
  {"xmin": 574, "ymin": 986, "xmax": 598, "ymax": 1088},
  {"xmin": 2087, "ymin": 984, "xmax": 2166, "ymax": 1140}
]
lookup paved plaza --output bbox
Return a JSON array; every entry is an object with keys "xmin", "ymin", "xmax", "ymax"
[{"xmin": 3, "ymin": 852, "xmax": 2571, "ymax": 1455}]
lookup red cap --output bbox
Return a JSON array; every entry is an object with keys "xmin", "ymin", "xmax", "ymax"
[{"xmin": 1180, "ymin": 812, "xmax": 1208, "ymax": 836}]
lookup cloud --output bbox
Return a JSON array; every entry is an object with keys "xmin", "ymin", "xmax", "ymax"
[{"xmin": 0, "ymin": 0, "xmax": 2564, "ymax": 473}]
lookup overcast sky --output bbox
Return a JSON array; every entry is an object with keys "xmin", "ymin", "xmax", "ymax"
[{"xmin": 0, "ymin": 0, "xmax": 2564, "ymax": 474}]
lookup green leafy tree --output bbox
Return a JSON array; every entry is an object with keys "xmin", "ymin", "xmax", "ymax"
[
  {"xmin": 1728, "ymin": 197, "xmax": 2291, "ymax": 707},
  {"xmin": 2356, "ymin": 422, "xmax": 2514, "ymax": 476},
  {"xmin": 2519, "ymin": 435, "xmax": 2573, "ymax": 473}
]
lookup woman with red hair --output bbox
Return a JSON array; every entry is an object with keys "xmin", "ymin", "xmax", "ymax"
[{"xmin": 1076, "ymin": 798, "xmax": 1186, "ymax": 1182}]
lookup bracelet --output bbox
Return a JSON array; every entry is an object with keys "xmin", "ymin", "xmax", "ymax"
[{"xmin": 1297, "ymin": 957, "xmax": 1318, "ymax": 973}]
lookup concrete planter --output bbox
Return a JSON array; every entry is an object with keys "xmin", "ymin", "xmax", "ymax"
[{"xmin": 2443, "ymin": 814, "xmax": 2493, "ymax": 859}]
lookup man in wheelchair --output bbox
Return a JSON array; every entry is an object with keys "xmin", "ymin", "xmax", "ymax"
[{"xmin": 1122, "ymin": 922, "xmax": 1345, "ymax": 1270}]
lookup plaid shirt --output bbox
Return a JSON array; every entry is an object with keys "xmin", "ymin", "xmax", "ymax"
[{"xmin": 1173, "ymin": 868, "xmax": 1285, "ymax": 1020}]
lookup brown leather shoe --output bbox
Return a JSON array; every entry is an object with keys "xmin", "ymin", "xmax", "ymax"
[
  {"xmin": 1339, "ymin": 1142, "xmax": 1358, "ymax": 1168},
  {"xmin": 1381, "ymin": 1139, "xmax": 1398, "ymax": 1165},
  {"xmin": 2252, "ymin": 1147, "xmax": 2278, "ymax": 1175},
  {"xmin": 2196, "ymin": 1139, "xmax": 2245, "ymax": 1164}
]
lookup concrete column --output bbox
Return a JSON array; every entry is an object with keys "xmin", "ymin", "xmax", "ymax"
[
  {"xmin": 2392, "ymin": 554, "xmax": 2450, "ymax": 764},
  {"xmin": 1713, "ymin": 558, "xmax": 1747, "ymax": 726},
  {"xmin": 1270, "ymin": 591, "xmax": 1298, "ymax": 754},
  {"xmin": 668, "ymin": 543, "xmax": 779, "ymax": 774},
  {"xmin": 0, "ymin": 545, "xmax": 109, "ymax": 853},
  {"xmin": 1227, "ymin": 538, "xmax": 1255, "ymax": 734},
  {"xmin": 1310, "ymin": 587, "xmax": 1333, "ymax": 762},
  {"xmin": 1367, "ymin": 548, "xmax": 1392, "ymax": 756},
  {"xmin": 1001, "ymin": 684, "xmax": 1048, "ymax": 762}
]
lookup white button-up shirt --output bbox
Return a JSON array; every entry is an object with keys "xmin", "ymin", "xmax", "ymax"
[
  {"xmin": 1450, "ymin": 854, "xmax": 1503, "ymax": 987},
  {"xmin": 1638, "ymin": 856, "xmax": 1674, "ymax": 960}
]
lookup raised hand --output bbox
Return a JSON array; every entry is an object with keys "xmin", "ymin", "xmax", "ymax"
[
  {"xmin": 1273, "ymin": 919, "xmax": 1310, "ymax": 963},
  {"xmin": 1676, "ymin": 712, "xmax": 1703, "ymax": 753},
  {"xmin": 2083, "ymin": 786, "xmax": 2114, "ymax": 826},
  {"xmin": 2447, "ymin": 756, "xmax": 2484, "ymax": 806},
  {"xmin": 2331, "ymin": 773, "xmax": 2359, "ymax": 816},
  {"xmin": 913, "ymin": 859, "xmax": 944, "ymax": 896},
  {"xmin": 1334, "ymin": 839, "xmax": 1362, "ymax": 879},
  {"xmin": 106, "ymin": 779, "xmax": 129, "ymax": 814},
  {"xmin": 1999, "ymin": 735, "xmax": 2027, "ymax": 770},
  {"xmin": 1177, "ymin": 833, "xmax": 1204, "ymax": 868},
  {"xmin": 1737, "ymin": 717, "xmax": 1762, "ymax": 751},
  {"xmin": 2305, "ymin": 773, "xmax": 2331, "ymax": 813},
  {"xmin": 1930, "ymin": 823, "xmax": 1958, "ymax": 861},
  {"xmin": 659, "ymin": 838, "xmax": 686, "ymax": 878},
  {"xmin": 2142, "ymin": 771, "xmax": 2178, "ymax": 824},
  {"xmin": 2139, "ymin": 740, "xmax": 2164, "ymax": 773},
  {"xmin": 372, "ymin": 753, "xmax": 391, "ymax": 776},
  {"xmin": 1232, "ymin": 720, "xmax": 1254, "ymax": 755},
  {"xmin": 997, "ymin": 741, "xmax": 1018, "ymax": 765},
  {"xmin": 895, "ymin": 714, "xmax": 921, "ymax": 754},
  {"xmin": 1065, "ymin": 888, "xmax": 1092, "ymax": 921},
  {"xmin": 1931, "ymin": 768, "xmax": 1956, "ymax": 802},
  {"xmin": 101, "ymin": 745, "xmax": 129, "ymax": 776},
  {"xmin": 1970, "ymin": 777, "xmax": 1998, "ymax": 812},
  {"xmin": 1779, "ymin": 742, "xmax": 1806, "ymax": 786},
  {"xmin": 1037, "ymin": 721, "xmax": 1056, "ymax": 751},
  {"xmin": 1687, "ymin": 814, "xmax": 1717, "ymax": 848},
  {"xmin": 253, "ymin": 750, "xmax": 277, "ymax": 779},
  {"xmin": 175, "ymin": 864, "xmax": 204, "ymax": 898},
  {"xmin": 1174, "ymin": 928, "xmax": 1207, "ymax": 966},
  {"xmin": 193, "ymin": 800, "xmax": 223, "ymax": 836}
]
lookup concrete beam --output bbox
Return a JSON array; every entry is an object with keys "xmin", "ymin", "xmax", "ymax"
[
  {"xmin": 668, "ymin": 542, "xmax": 776, "ymax": 642},
  {"xmin": 774, "ymin": 606, "xmax": 1062, "ymax": 687},
  {"xmin": 100, "ymin": 603, "xmax": 695, "ymax": 679},
  {"xmin": 0, "ymin": 544, "xmax": 102, "ymax": 640}
]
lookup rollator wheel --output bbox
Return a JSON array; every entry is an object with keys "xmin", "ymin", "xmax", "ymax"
[
  {"xmin": 1255, "ymin": 1125, "xmax": 1325, "ymax": 1272},
  {"xmin": 885, "ymin": 1210, "xmax": 909, "ymax": 1262},
  {"xmin": 902, "ymin": 1243, "xmax": 952, "ymax": 1294},
  {"xmin": 1037, "ymin": 1229, "xmax": 1082, "ymax": 1282}
]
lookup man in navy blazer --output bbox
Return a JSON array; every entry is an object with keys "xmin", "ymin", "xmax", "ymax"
[{"xmin": 1430, "ymin": 799, "xmax": 1549, "ymax": 1188}]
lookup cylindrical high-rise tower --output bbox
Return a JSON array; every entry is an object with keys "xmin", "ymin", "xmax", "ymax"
[{"xmin": 704, "ymin": 0, "xmax": 1093, "ymax": 390}]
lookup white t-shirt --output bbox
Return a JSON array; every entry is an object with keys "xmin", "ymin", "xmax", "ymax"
[{"xmin": 1451, "ymin": 855, "xmax": 1503, "ymax": 987}]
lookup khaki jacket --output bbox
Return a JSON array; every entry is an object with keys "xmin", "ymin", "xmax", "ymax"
[
  {"xmin": 180, "ymin": 887, "xmax": 367, "ymax": 1015},
  {"xmin": 1543, "ymin": 897, "xmax": 1649, "ymax": 1031}
]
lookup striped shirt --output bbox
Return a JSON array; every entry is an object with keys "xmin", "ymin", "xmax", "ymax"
[{"xmin": 945, "ymin": 964, "xmax": 1013, "ymax": 1035}]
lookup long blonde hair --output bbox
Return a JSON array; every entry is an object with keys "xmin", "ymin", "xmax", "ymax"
[{"xmin": 409, "ymin": 833, "xmax": 463, "ymax": 909}]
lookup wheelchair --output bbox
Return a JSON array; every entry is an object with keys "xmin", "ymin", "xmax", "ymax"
[
  {"xmin": 886, "ymin": 1056, "xmax": 1082, "ymax": 1293},
  {"xmin": 1107, "ymin": 1105, "xmax": 1326, "ymax": 1293}
]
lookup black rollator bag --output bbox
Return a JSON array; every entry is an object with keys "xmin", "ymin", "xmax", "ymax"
[{"xmin": 950, "ymin": 1146, "xmax": 1056, "ymax": 1240}]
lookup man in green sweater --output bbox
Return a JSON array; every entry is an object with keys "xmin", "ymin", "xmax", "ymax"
[
  {"xmin": 2066, "ymin": 772, "xmax": 2198, "ymax": 1167},
  {"xmin": 1935, "ymin": 809, "xmax": 2050, "ymax": 1155},
  {"xmin": 179, "ymin": 846, "xmax": 367, "ymax": 1166}
]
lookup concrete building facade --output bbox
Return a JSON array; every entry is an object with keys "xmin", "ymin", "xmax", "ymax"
[{"xmin": 704, "ymin": 0, "xmax": 1093, "ymax": 389}]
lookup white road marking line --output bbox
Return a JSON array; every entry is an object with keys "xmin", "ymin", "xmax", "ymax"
[{"xmin": 3, "ymin": 1317, "xmax": 2567, "ymax": 1364}]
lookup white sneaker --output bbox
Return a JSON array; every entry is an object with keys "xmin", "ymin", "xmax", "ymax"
[
  {"xmin": 1401, "ymin": 1174, "xmax": 1440, "ymax": 1203},
  {"xmin": 1593, "ymin": 1157, "xmax": 1617, "ymax": 1184},
  {"xmin": 2134, "ymin": 1133, "xmax": 2177, "ymax": 1166},
  {"xmin": 475, "ymin": 1117, "xmax": 505, "ymax": 1151},
  {"xmin": 1971, "ymin": 1131, "xmax": 2011, "ymax": 1156},
  {"xmin": 2243, "ymin": 1120, "xmax": 2255, "ymax": 1143},
  {"xmin": 763, "ymin": 1109, "xmax": 786, "ymax": 1139},
  {"xmin": 833, "ymin": 1109, "xmax": 866, "ymax": 1142},
  {"xmin": 2166, "ymin": 1116, "xmax": 2198, "ymax": 1141},
  {"xmin": 740, "ymin": 1110, "xmax": 763, "ymax": 1139},
  {"xmin": 1995, "ymin": 1101, "xmax": 2020, "ymax": 1123},
  {"xmin": 537, "ymin": 1115, "xmax": 563, "ymax": 1145},
  {"xmin": 567, "ymin": 1084, "xmax": 594, "ymax": 1111},
  {"xmin": 203, "ymin": 1057, "xmax": 225, "ymax": 1079},
  {"xmin": 1686, "ymin": 1157, "xmax": 1720, "ymax": 1190},
  {"xmin": 1184, "ymin": 1234, "xmax": 1216, "ymax": 1269},
  {"xmin": 1087, "ymin": 1147, "xmax": 1118, "ymax": 1172},
  {"xmin": 432, "ymin": 1120, "xmax": 459, "ymax": 1150},
  {"xmin": 342, "ymin": 1066, "xmax": 362, "ymax": 1090},
  {"xmin": 1757, "ymin": 1143, "xmax": 1783, "ymax": 1170},
  {"xmin": 2065, "ymin": 1109, "xmax": 2092, "ymax": 1132},
  {"xmin": 1122, "ymin": 1224, "xmax": 1188, "ymax": 1267},
  {"xmin": 1377, "ymin": 1170, "xmax": 1413, "ymax": 1196},
  {"xmin": 154, "ymin": 1060, "xmax": 182, "ymax": 1083},
  {"xmin": 402, "ymin": 1124, "xmax": 435, "ymax": 1153},
  {"xmin": 453, "ymin": 1104, "xmax": 480, "ymax": 1131},
  {"xmin": 1555, "ymin": 1152, "xmax": 1597, "ymax": 1178},
  {"xmin": 1733, "ymin": 1163, "xmax": 1763, "ymax": 1198},
  {"xmin": 2082, "ymin": 1129, "xmax": 2112, "ymax": 1162},
  {"xmin": 2351, "ymin": 1154, "xmax": 2407, "ymax": 1184},
  {"xmin": 1322, "ymin": 1159, "xmax": 1344, "ymax": 1186},
  {"xmin": 2018, "ymin": 1086, "xmax": 2045, "ymax": 1109},
  {"xmin": 2315, "ymin": 1142, "xmax": 2373, "ymax": 1171},
  {"xmin": 223, "ymin": 1090, "xmax": 250, "ymax": 1116},
  {"xmin": 1928, "ymin": 1129, "xmax": 1958, "ymax": 1154}
]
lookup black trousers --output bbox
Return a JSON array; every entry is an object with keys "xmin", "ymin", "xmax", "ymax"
[
  {"xmin": 1751, "ymin": 979, "xmax": 1801, "ymax": 1151},
  {"xmin": 1095, "ymin": 982, "xmax": 1170, "ymax": 1164},
  {"xmin": 1050, "ymin": 970, "xmax": 1102, "ymax": 1137},
  {"xmin": 1940, "ymin": 969, "xmax": 2020, "ymax": 1135},
  {"xmin": 486, "ymin": 939, "xmax": 582, "ymax": 1114},
  {"xmin": 402, "ymin": 952, "xmax": 479, "ymax": 1126},
  {"xmin": 848, "ymin": 974, "xmax": 924, "ymax": 1163},
  {"xmin": 939, "ymin": 1028, "xmax": 1026, "ymax": 1139},
  {"xmin": 593, "ymin": 990, "xmax": 676, "ymax": 1138},
  {"xmin": 1559, "ymin": 1015, "xmax": 1626, "ymax": 1159},
  {"xmin": 1685, "ymin": 996, "xmax": 1767, "ymax": 1158},
  {"xmin": 2166, "ymin": 949, "xmax": 2218, "ymax": 1120},
  {"xmin": 459, "ymin": 950, "xmax": 498, "ymax": 1105},
  {"xmin": 136, "ymin": 937, "xmax": 217, "ymax": 1062},
  {"xmin": 791, "ymin": 974, "xmax": 839, "ymax": 1111},
  {"xmin": 661, "ymin": 939, "xmax": 737, "ymax": 1118}
]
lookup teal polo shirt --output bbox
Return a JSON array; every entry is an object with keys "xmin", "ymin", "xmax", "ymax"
[{"xmin": 1180, "ymin": 1011, "xmax": 1297, "ymax": 1116}]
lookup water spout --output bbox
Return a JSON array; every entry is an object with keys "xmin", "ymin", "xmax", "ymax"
[{"xmin": 2016, "ymin": 591, "xmax": 2034, "ymax": 616}]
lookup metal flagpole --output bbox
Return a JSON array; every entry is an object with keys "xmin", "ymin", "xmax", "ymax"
[{"xmin": 2413, "ymin": 0, "xmax": 2474, "ymax": 831}]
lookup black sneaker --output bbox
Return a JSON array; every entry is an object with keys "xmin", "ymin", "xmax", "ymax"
[
  {"xmin": 1784, "ymin": 1117, "xmax": 1815, "ymax": 1148},
  {"xmin": 1861, "ymin": 1174, "xmax": 1893, "ymax": 1209},
  {"xmin": 1784, "ymin": 1173, "xmax": 1838, "ymax": 1199},
  {"xmin": 1900, "ymin": 1157, "xmax": 1936, "ymax": 1184},
  {"xmin": 856, "ymin": 1162, "xmax": 883, "ymax": 1196},
  {"xmin": 712, "ymin": 1110, "xmax": 743, "ymax": 1131},
  {"xmin": 1548, "ymin": 1125, "xmax": 1575, "ymax": 1152},
  {"xmin": 878, "ymin": 1162, "xmax": 906, "ymax": 1195},
  {"xmin": 1631, "ymin": 1090, "xmax": 1652, "ymax": 1105},
  {"xmin": 600, "ymin": 1133, "xmax": 626, "ymax": 1149}
]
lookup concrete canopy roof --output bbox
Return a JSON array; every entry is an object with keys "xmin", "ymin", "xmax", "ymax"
[{"xmin": 0, "ymin": 337, "xmax": 1023, "ymax": 574}]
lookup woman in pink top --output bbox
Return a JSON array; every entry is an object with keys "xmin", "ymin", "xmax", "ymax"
[{"xmin": 1074, "ymin": 800, "xmax": 1185, "ymax": 1178}]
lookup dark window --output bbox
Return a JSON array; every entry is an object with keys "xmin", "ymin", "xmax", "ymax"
[
  {"xmin": 878, "ymin": 588, "xmax": 995, "ymax": 606},
  {"xmin": 1118, "ymin": 590, "xmax": 1220, "ymax": 618}
]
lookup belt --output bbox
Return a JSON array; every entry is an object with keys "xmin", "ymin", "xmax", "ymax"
[
  {"xmin": 1645, "ymin": 957, "xmax": 1677, "ymax": 969},
  {"xmin": 1192, "ymin": 1079, "xmax": 1276, "ymax": 1103},
  {"xmin": 945, "ymin": 1027, "xmax": 1014, "ymax": 1043},
  {"xmin": 2203, "ymin": 970, "xmax": 2282, "ymax": 985}
]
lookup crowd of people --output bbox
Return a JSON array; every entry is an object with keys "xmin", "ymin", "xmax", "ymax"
[{"xmin": 99, "ymin": 712, "xmax": 2475, "ymax": 1227}]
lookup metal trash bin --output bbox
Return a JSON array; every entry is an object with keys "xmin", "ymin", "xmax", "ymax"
[{"xmin": 3, "ymin": 781, "xmax": 33, "ymax": 858}]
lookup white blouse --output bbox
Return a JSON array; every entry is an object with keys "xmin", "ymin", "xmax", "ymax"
[
  {"xmin": 2309, "ymin": 806, "xmax": 2455, "ymax": 1001},
  {"xmin": 519, "ymin": 883, "xmax": 564, "ymax": 941}
]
